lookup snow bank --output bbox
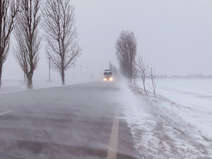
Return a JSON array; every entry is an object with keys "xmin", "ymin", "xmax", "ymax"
[
  {"xmin": 119, "ymin": 81, "xmax": 212, "ymax": 158},
  {"xmin": 155, "ymin": 79, "xmax": 212, "ymax": 140}
]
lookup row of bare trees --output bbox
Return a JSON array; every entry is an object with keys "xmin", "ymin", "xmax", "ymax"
[
  {"xmin": 0, "ymin": 0, "xmax": 19, "ymax": 87},
  {"xmin": 0, "ymin": 0, "xmax": 80, "ymax": 89},
  {"xmin": 136, "ymin": 55, "xmax": 157, "ymax": 96},
  {"xmin": 116, "ymin": 31, "xmax": 157, "ymax": 96}
]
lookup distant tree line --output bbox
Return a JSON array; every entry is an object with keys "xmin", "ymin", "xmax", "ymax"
[
  {"xmin": 116, "ymin": 31, "xmax": 157, "ymax": 96},
  {"xmin": 0, "ymin": 0, "xmax": 80, "ymax": 89}
]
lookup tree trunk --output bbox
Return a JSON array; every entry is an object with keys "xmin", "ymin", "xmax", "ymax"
[
  {"xmin": 61, "ymin": 69, "xmax": 65, "ymax": 85},
  {"xmin": 27, "ymin": 73, "xmax": 33, "ymax": 89},
  {"xmin": 0, "ymin": 63, "xmax": 2, "ymax": 87},
  {"xmin": 142, "ymin": 78, "xmax": 146, "ymax": 93},
  {"xmin": 152, "ymin": 79, "xmax": 156, "ymax": 96}
]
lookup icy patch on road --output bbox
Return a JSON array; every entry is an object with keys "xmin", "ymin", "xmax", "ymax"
[{"xmin": 119, "ymin": 83, "xmax": 211, "ymax": 158}]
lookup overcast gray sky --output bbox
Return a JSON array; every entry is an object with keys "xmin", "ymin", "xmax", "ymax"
[{"xmin": 3, "ymin": 0, "xmax": 212, "ymax": 82}]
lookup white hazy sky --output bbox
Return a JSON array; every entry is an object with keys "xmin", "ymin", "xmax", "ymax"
[{"xmin": 3, "ymin": 0, "xmax": 212, "ymax": 82}]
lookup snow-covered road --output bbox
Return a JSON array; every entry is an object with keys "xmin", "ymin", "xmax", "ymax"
[
  {"xmin": 0, "ymin": 82, "xmax": 138, "ymax": 159},
  {"xmin": 0, "ymin": 80, "xmax": 211, "ymax": 159}
]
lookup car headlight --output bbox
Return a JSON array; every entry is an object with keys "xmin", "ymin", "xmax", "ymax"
[{"xmin": 109, "ymin": 77, "xmax": 113, "ymax": 81}]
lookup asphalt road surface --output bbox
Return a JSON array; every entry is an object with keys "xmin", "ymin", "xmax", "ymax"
[{"xmin": 0, "ymin": 82, "xmax": 139, "ymax": 159}]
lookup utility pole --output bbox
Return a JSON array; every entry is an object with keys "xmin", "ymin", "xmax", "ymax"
[{"xmin": 48, "ymin": 56, "xmax": 51, "ymax": 81}]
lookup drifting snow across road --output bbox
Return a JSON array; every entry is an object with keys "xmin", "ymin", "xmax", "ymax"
[
  {"xmin": 119, "ymin": 82, "xmax": 212, "ymax": 159},
  {"xmin": 0, "ymin": 80, "xmax": 61, "ymax": 95}
]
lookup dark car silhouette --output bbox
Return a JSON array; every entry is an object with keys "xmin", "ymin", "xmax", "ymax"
[{"xmin": 103, "ymin": 69, "xmax": 114, "ymax": 81}]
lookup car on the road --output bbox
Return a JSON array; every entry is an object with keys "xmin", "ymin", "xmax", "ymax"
[{"xmin": 103, "ymin": 69, "xmax": 114, "ymax": 82}]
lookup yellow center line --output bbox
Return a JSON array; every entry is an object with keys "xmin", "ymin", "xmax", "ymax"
[{"xmin": 106, "ymin": 118, "xmax": 119, "ymax": 159}]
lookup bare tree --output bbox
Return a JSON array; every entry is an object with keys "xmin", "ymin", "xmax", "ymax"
[
  {"xmin": 0, "ymin": 0, "xmax": 19, "ymax": 87},
  {"xmin": 136, "ymin": 55, "xmax": 148, "ymax": 93},
  {"xmin": 43, "ymin": 0, "xmax": 80, "ymax": 85},
  {"xmin": 116, "ymin": 31, "xmax": 137, "ymax": 82},
  {"xmin": 15, "ymin": 0, "xmax": 41, "ymax": 89},
  {"xmin": 150, "ymin": 67, "xmax": 157, "ymax": 96}
]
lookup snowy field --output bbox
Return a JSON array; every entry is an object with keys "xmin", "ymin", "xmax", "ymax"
[
  {"xmin": 121, "ymin": 78, "xmax": 212, "ymax": 158},
  {"xmin": 0, "ymin": 80, "xmax": 61, "ymax": 95},
  {"xmin": 156, "ymin": 79, "xmax": 212, "ymax": 140},
  {"xmin": 0, "ymin": 77, "xmax": 99, "ymax": 95}
]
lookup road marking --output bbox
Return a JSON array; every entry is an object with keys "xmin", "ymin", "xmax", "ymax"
[{"xmin": 106, "ymin": 118, "xmax": 119, "ymax": 159}]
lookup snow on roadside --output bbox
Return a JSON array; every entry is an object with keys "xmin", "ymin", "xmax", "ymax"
[
  {"xmin": 0, "ymin": 79, "xmax": 61, "ymax": 95},
  {"xmin": 119, "ymin": 82, "xmax": 212, "ymax": 158},
  {"xmin": 155, "ymin": 79, "xmax": 212, "ymax": 141}
]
